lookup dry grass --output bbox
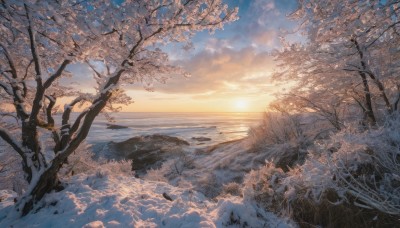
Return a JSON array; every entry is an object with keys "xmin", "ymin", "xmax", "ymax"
[{"xmin": 288, "ymin": 189, "xmax": 400, "ymax": 228}]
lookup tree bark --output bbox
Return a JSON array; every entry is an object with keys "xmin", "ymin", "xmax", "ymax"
[
  {"xmin": 359, "ymin": 72, "xmax": 377, "ymax": 126},
  {"xmin": 351, "ymin": 38, "xmax": 377, "ymax": 126},
  {"xmin": 21, "ymin": 164, "xmax": 61, "ymax": 216},
  {"xmin": 19, "ymin": 69, "xmax": 124, "ymax": 216}
]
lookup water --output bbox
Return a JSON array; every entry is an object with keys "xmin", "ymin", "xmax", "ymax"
[{"xmin": 81, "ymin": 112, "xmax": 262, "ymax": 147}]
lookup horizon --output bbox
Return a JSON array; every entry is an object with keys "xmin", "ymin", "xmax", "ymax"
[{"xmin": 63, "ymin": 0, "xmax": 300, "ymax": 113}]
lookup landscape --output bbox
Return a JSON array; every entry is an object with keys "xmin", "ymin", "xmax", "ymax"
[{"xmin": 0, "ymin": 0, "xmax": 400, "ymax": 227}]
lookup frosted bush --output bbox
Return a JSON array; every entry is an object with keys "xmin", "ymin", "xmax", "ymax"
[
  {"xmin": 0, "ymin": 147, "xmax": 26, "ymax": 195},
  {"xmin": 248, "ymin": 112, "xmax": 304, "ymax": 147},
  {"xmin": 97, "ymin": 160, "xmax": 133, "ymax": 177},
  {"xmin": 60, "ymin": 143, "xmax": 134, "ymax": 178},
  {"xmin": 145, "ymin": 168, "xmax": 169, "ymax": 183},
  {"xmin": 244, "ymin": 116, "xmax": 400, "ymax": 225},
  {"xmin": 221, "ymin": 182, "xmax": 242, "ymax": 196},
  {"xmin": 197, "ymin": 173, "xmax": 221, "ymax": 198},
  {"xmin": 248, "ymin": 111, "xmax": 320, "ymax": 171},
  {"xmin": 326, "ymin": 119, "xmax": 400, "ymax": 215}
]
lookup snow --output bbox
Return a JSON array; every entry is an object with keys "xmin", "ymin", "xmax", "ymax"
[
  {"xmin": 141, "ymin": 137, "xmax": 286, "ymax": 199},
  {"xmin": 0, "ymin": 171, "xmax": 292, "ymax": 227},
  {"xmin": 0, "ymin": 190, "xmax": 17, "ymax": 211}
]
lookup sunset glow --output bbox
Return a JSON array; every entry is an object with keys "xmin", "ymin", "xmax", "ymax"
[
  {"xmin": 59, "ymin": 0, "xmax": 298, "ymax": 113},
  {"xmin": 2, "ymin": 0, "xmax": 400, "ymax": 226},
  {"xmin": 234, "ymin": 99, "xmax": 249, "ymax": 111}
]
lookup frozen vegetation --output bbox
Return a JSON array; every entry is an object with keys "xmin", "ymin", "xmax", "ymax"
[
  {"xmin": 0, "ymin": 165, "xmax": 290, "ymax": 227},
  {"xmin": 1, "ymin": 0, "xmax": 400, "ymax": 227},
  {"xmin": 2, "ymin": 110, "xmax": 399, "ymax": 227}
]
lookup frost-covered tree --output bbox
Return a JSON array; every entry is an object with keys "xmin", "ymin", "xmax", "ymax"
[
  {"xmin": 274, "ymin": 0, "xmax": 400, "ymax": 126},
  {"xmin": 0, "ymin": 0, "xmax": 237, "ymax": 215}
]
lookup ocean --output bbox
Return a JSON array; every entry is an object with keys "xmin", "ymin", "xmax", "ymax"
[{"xmin": 84, "ymin": 112, "xmax": 262, "ymax": 147}]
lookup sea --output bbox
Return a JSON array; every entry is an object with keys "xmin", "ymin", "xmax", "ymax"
[{"xmin": 84, "ymin": 112, "xmax": 263, "ymax": 148}]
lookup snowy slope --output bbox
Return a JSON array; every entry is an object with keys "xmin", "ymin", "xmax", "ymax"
[
  {"xmin": 0, "ymin": 171, "xmax": 293, "ymax": 228},
  {"xmin": 144, "ymin": 137, "xmax": 287, "ymax": 198}
]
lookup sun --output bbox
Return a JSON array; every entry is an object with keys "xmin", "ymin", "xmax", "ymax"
[{"xmin": 234, "ymin": 99, "xmax": 249, "ymax": 111}]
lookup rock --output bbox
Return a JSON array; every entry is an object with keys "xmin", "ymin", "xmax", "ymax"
[
  {"xmin": 82, "ymin": 221, "xmax": 105, "ymax": 228},
  {"xmin": 191, "ymin": 137, "xmax": 212, "ymax": 142},
  {"xmin": 162, "ymin": 192, "xmax": 173, "ymax": 201},
  {"xmin": 106, "ymin": 124, "xmax": 128, "ymax": 129},
  {"xmin": 108, "ymin": 134, "xmax": 190, "ymax": 175}
]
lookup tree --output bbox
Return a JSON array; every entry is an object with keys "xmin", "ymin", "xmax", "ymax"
[
  {"xmin": 0, "ymin": 0, "xmax": 238, "ymax": 215},
  {"xmin": 273, "ymin": 0, "xmax": 400, "ymax": 127}
]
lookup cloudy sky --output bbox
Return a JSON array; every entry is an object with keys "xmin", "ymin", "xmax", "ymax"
[{"xmin": 71, "ymin": 0, "xmax": 300, "ymax": 112}]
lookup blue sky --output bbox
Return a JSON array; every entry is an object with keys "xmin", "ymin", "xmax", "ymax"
[{"xmin": 68, "ymin": 0, "xmax": 301, "ymax": 112}]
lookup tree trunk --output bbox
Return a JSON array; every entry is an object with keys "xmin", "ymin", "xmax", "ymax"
[
  {"xmin": 20, "ymin": 163, "xmax": 61, "ymax": 216},
  {"xmin": 360, "ymin": 72, "xmax": 377, "ymax": 126},
  {"xmin": 351, "ymin": 38, "xmax": 377, "ymax": 126}
]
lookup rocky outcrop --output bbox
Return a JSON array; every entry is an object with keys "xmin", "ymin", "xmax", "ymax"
[
  {"xmin": 191, "ymin": 137, "xmax": 211, "ymax": 142},
  {"xmin": 106, "ymin": 124, "xmax": 129, "ymax": 129},
  {"xmin": 108, "ymin": 134, "xmax": 190, "ymax": 174}
]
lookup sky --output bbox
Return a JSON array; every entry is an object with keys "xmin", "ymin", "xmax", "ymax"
[{"xmin": 69, "ymin": 0, "xmax": 300, "ymax": 113}]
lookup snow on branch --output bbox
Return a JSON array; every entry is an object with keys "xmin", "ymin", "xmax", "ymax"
[
  {"xmin": 43, "ymin": 60, "xmax": 71, "ymax": 89},
  {"xmin": 0, "ymin": 127, "xmax": 25, "ymax": 160},
  {"xmin": 0, "ymin": 43, "xmax": 18, "ymax": 79},
  {"xmin": 0, "ymin": 81, "xmax": 13, "ymax": 96}
]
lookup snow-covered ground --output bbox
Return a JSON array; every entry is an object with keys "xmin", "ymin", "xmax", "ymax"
[
  {"xmin": 0, "ymin": 171, "xmax": 293, "ymax": 227},
  {"xmin": 0, "ymin": 118, "xmax": 298, "ymax": 228}
]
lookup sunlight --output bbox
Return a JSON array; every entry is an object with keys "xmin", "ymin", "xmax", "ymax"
[{"xmin": 234, "ymin": 99, "xmax": 249, "ymax": 111}]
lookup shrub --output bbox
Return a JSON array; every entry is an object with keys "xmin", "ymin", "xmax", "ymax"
[{"xmin": 244, "ymin": 115, "xmax": 400, "ymax": 227}]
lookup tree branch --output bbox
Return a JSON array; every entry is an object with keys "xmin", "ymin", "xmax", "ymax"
[
  {"xmin": 0, "ymin": 127, "xmax": 25, "ymax": 159},
  {"xmin": 69, "ymin": 110, "xmax": 88, "ymax": 137},
  {"xmin": 367, "ymin": 20, "xmax": 400, "ymax": 48},
  {"xmin": 56, "ymin": 96, "xmax": 88, "ymax": 152},
  {"xmin": 44, "ymin": 94, "xmax": 56, "ymax": 127},
  {"xmin": 24, "ymin": 4, "xmax": 42, "ymax": 80},
  {"xmin": 394, "ymin": 85, "xmax": 400, "ymax": 111},
  {"xmin": 25, "ymin": 3, "xmax": 44, "ymax": 123},
  {"xmin": 0, "ymin": 43, "xmax": 17, "ymax": 78},
  {"xmin": 43, "ymin": 59, "xmax": 71, "ymax": 89},
  {"xmin": 56, "ymin": 69, "xmax": 124, "ymax": 162},
  {"xmin": 0, "ymin": 81, "xmax": 13, "ymax": 95},
  {"xmin": 86, "ymin": 61, "xmax": 103, "ymax": 78}
]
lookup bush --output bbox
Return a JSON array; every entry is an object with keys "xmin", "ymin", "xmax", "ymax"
[
  {"xmin": 60, "ymin": 143, "xmax": 133, "ymax": 178},
  {"xmin": 248, "ymin": 112, "xmax": 305, "ymax": 147},
  {"xmin": 244, "ymin": 115, "xmax": 400, "ymax": 227},
  {"xmin": 248, "ymin": 111, "xmax": 314, "ymax": 171},
  {"xmin": 222, "ymin": 182, "xmax": 242, "ymax": 197}
]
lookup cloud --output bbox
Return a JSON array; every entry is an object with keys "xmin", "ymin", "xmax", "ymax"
[
  {"xmin": 237, "ymin": 0, "xmax": 298, "ymax": 48},
  {"xmin": 252, "ymin": 30, "xmax": 278, "ymax": 47},
  {"xmin": 121, "ymin": 1, "xmax": 298, "ymax": 101},
  {"xmin": 134, "ymin": 45, "xmax": 277, "ymax": 99},
  {"xmin": 204, "ymin": 38, "xmax": 234, "ymax": 53}
]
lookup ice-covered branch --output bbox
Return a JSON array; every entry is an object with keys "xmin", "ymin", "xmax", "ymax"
[
  {"xmin": 0, "ymin": 81, "xmax": 12, "ymax": 95},
  {"xmin": 394, "ymin": 85, "xmax": 400, "ymax": 111},
  {"xmin": 43, "ymin": 60, "xmax": 71, "ymax": 89},
  {"xmin": 68, "ymin": 110, "xmax": 88, "ymax": 139},
  {"xmin": 57, "ymin": 69, "xmax": 124, "ymax": 158},
  {"xmin": 44, "ymin": 94, "xmax": 56, "ymax": 127},
  {"xmin": 56, "ymin": 96, "xmax": 90, "ymax": 152},
  {"xmin": 0, "ymin": 127, "xmax": 25, "ymax": 160},
  {"xmin": 24, "ymin": 4, "xmax": 42, "ymax": 81},
  {"xmin": 351, "ymin": 38, "xmax": 392, "ymax": 114},
  {"xmin": 25, "ymin": 3, "xmax": 44, "ymax": 123},
  {"xmin": 86, "ymin": 61, "xmax": 103, "ymax": 78},
  {"xmin": 367, "ymin": 21, "xmax": 400, "ymax": 48},
  {"xmin": 0, "ymin": 43, "xmax": 17, "ymax": 79}
]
